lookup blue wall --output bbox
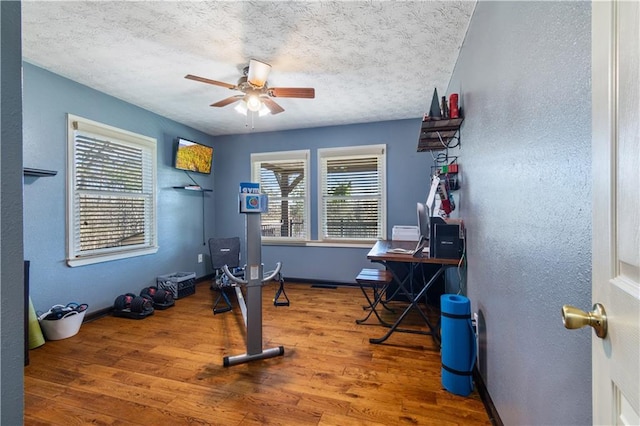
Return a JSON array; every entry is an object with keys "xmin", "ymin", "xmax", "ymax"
[
  {"xmin": 212, "ymin": 120, "xmax": 432, "ymax": 282},
  {"xmin": 23, "ymin": 63, "xmax": 218, "ymax": 315},
  {"xmin": 448, "ymin": 2, "xmax": 592, "ymax": 424},
  {"xmin": 1, "ymin": 1, "xmax": 26, "ymax": 421}
]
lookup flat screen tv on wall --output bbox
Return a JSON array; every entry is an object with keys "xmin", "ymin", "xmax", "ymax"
[{"xmin": 173, "ymin": 137, "xmax": 213, "ymax": 175}]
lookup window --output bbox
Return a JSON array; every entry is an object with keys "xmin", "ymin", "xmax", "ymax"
[
  {"xmin": 318, "ymin": 145, "xmax": 386, "ymax": 242},
  {"xmin": 251, "ymin": 150, "xmax": 310, "ymax": 241},
  {"xmin": 66, "ymin": 115, "xmax": 158, "ymax": 266}
]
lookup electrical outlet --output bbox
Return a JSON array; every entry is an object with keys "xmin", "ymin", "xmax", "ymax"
[
  {"xmin": 197, "ymin": 253, "xmax": 203, "ymax": 263},
  {"xmin": 472, "ymin": 312, "xmax": 480, "ymax": 368}
]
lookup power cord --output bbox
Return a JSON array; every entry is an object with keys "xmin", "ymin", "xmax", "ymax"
[{"xmin": 456, "ymin": 227, "xmax": 467, "ymax": 295}]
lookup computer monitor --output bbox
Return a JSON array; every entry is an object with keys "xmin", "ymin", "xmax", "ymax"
[
  {"xmin": 414, "ymin": 202, "xmax": 430, "ymax": 257},
  {"xmin": 417, "ymin": 202, "xmax": 429, "ymax": 240}
]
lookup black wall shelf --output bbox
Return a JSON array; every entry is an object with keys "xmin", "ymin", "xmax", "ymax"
[
  {"xmin": 417, "ymin": 117, "xmax": 464, "ymax": 152},
  {"xmin": 173, "ymin": 185, "xmax": 212, "ymax": 192},
  {"xmin": 23, "ymin": 168, "xmax": 57, "ymax": 177}
]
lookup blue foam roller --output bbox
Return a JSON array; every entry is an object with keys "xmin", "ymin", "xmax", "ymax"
[{"xmin": 440, "ymin": 294, "xmax": 476, "ymax": 396}]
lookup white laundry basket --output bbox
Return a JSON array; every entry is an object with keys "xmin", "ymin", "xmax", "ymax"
[{"xmin": 38, "ymin": 305, "xmax": 87, "ymax": 340}]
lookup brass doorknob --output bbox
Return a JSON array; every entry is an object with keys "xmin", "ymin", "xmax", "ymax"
[{"xmin": 562, "ymin": 303, "xmax": 607, "ymax": 338}]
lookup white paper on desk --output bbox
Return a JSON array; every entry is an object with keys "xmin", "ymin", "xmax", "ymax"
[
  {"xmin": 387, "ymin": 246, "xmax": 429, "ymax": 255},
  {"xmin": 388, "ymin": 248, "xmax": 414, "ymax": 254}
]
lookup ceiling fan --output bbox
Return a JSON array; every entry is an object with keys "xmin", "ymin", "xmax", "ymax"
[{"xmin": 185, "ymin": 59, "xmax": 315, "ymax": 115}]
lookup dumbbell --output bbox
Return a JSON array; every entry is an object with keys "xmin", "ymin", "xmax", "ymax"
[
  {"xmin": 44, "ymin": 305, "xmax": 72, "ymax": 320},
  {"xmin": 113, "ymin": 293, "xmax": 153, "ymax": 313},
  {"xmin": 140, "ymin": 286, "xmax": 174, "ymax": 305}
]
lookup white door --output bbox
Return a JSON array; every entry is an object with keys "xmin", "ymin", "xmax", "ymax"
[{"xmin": 592, "ymin": 1, "xmax": 640, "ymax": 424}]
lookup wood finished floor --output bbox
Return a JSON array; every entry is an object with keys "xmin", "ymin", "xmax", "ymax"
[{"xmin": 25, "ymin": 282, "xmax": 491, "ymax": 425}]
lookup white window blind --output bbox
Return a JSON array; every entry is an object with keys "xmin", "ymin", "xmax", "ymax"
[
  {"xmin": 251, "ymin": 150, "xmax": 310, "ymax": 241},
  {"xmin": 67, "ymin": 115, "xmax": 158, "ymax": 266},
  {"xmin": 318, "ymin": 145, "xmax": 386, "ymax": 242}
]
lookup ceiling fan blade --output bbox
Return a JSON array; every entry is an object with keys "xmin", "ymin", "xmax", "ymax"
[
  {"xmin": 185, "ymin": 74, "xmax": 237, "ymax": 90},
  {"xmin": 247, "ymin": 59, "xmax": 271, "ymax": 88},
  {"xmin": 268, "ymin": 87, "xmax": 315, "ymax": 99},
  {"xmin": 262, "ymin": 98, "xmax": 285, "ymax": 115},
  {"xmin": 210, "ymin": 95, "xmax": 244, "ymax": 107}
]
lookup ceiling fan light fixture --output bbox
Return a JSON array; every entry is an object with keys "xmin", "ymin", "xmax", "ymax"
[
  {"xmin": 246, "ymin": 94, "xmax": 262, "ymax": 112},
  {"xmin": 247, "ymin": 59, "xmax": 271, "ymax": 88},
  {"xmin": 186, "ymin": 60, "xmax": 312, "ymax": 118},
  {"xmin": 234, "ymin": 102, "xmax": 248, "ymax": 115},
  {"xmin": 235, "ymin": 99, "xmax": 271, "ymax": 117},
  {"xmin": 258, "ymin": 103, "xmax": 271, "ymax": 117}
]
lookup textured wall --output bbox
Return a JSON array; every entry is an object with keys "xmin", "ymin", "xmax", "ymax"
[
  {"xmin": 22, "ymin": 63, "xmax": 217, "ymax": 315},
  {"xmin": 448, "ymin": 2, "xmax": 592, "ymax": 424},
  {"xmin": 1, "ymin": 1, "xmax": 25, "ymax": 422}
]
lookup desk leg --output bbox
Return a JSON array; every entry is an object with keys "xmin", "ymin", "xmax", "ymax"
[
  {"xmin": 374, "ymin": 260, "xmax": 411, "ymax": 303},
  {"xmin": 355, "ymin": 283, "xmax": 395, "ymax": 326},
  {"xmin": 369, "ymin": 265, "xmax": 448, "ymax": 345}
]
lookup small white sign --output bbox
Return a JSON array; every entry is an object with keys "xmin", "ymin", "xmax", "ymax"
[{"xmin": 250, "ymin": 266, "xmax": 259, "ymax": 280}]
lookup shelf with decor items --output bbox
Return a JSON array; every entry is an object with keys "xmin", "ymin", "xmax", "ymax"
[{"xmin": 417, "ymin": 117, "xmax": 464, "ymax": 152}]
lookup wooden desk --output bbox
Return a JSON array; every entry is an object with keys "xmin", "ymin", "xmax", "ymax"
[
  {"xmin": 367, "ymin": 240, "xmax": 460, "ymax": 265},
  {"xmin": 365, "ymin": 240, "xmax": 461, "ymax": 344}
]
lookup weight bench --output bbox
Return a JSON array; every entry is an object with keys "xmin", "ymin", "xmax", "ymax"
[{"xmin": 355, "ymin": 268, "xmax": 394, "ymax": 325}]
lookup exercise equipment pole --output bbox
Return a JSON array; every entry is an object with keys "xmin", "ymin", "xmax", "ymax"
[{"xmin": 222, "ymin": 183, "xmax": 284, "ymax": 367}]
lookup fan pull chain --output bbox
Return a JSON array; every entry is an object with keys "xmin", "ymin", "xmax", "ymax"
[{"xmin": 243, "ymin": 111, "xmax": 257, "ymax": 130}]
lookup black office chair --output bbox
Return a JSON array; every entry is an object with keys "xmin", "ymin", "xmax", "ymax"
[
  {"xmin": 209, "ymin": 237, "xmax": 290, "ymax": 314},
  {"xmin": 209, "ymin": 237, "xmax": 244, "ymax": 314}
]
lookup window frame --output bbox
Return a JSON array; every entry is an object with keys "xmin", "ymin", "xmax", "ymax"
[
  {"xmin": 66, "ymin": 114, "xmax": 158, "ymax": 267},
  {"xmin": 317, "ymin": 144, "xmax": 387, "ymax": 243},
  {"xmin": 251, "ymin": 149, "xmax": 310, "ymax": 242}
]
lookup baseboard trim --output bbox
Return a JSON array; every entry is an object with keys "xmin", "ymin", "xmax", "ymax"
[
  {"xmin": 198, "ymin": 273, "xmax": 214, "ymax": 282},
  {"xmin": 284, "ymin": 276, "xmax": 357, "ymax": 287},
  {"xmin": 474, "ymin": 366, "xmax": 503, "ymax": 426},
  {"xmin": 84, "ymin": 306, "xmax": 112, "ymax": 323},
  {"xmin": 310, "ymin": 284, "xmax": 338, "ymax": 289}
]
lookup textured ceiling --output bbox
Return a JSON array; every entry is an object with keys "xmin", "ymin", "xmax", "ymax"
[{"xmin": 21, "ymin": 1, "xmax": 475, "ymax": 136}]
